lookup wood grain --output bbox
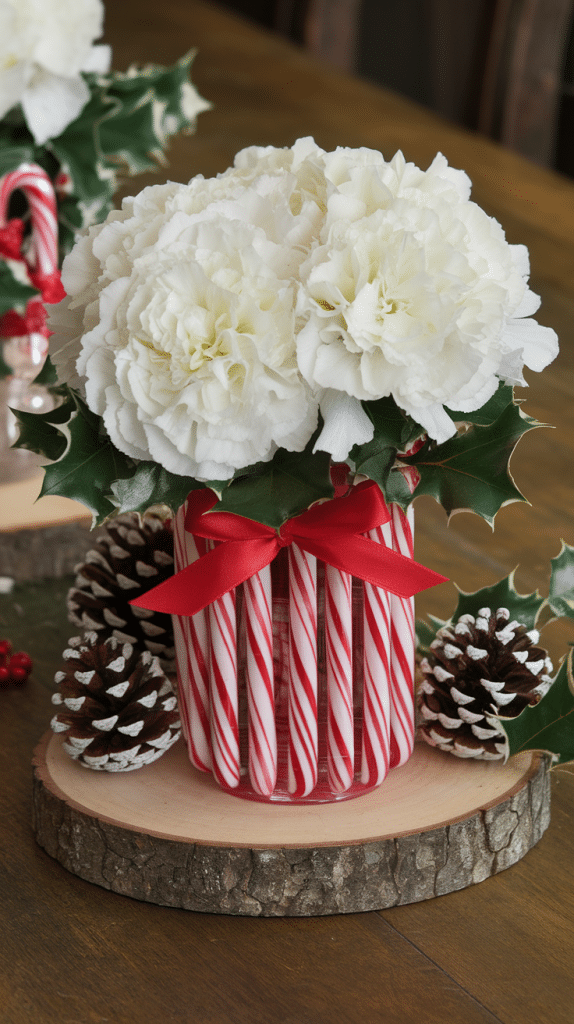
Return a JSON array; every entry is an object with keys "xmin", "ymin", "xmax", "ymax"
[{"xmin": 32, "ymin": 733, "xmax": 549, "ymax": 916}]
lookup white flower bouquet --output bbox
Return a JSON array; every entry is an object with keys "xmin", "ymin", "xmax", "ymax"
[{"xmin": 18, "ymin": 137, "xmax": 557, "ymax": 530}]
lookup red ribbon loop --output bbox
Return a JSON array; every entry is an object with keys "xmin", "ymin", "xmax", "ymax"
[{"xmin": 131, "ymin": 482, "xmax": 447, "ymax": 617}]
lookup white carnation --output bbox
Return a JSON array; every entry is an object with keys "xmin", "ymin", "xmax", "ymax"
[
  {"xmin": 51, "ymin": 142, "xmax": 329, "ymax": 480},
  {"xmin": 0, "ymin": 0, "xmax": 111, "ymax": 144},
  {"xmin": 296, "ymin": 148, "xmax": 559, "ymax": 444},
  {"xmin": 50, "ymin": 140, "xmax": 559, "ymax": 481}
]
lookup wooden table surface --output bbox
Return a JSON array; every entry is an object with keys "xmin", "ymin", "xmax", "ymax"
[{"xmin": 2, "ymin": 2, "xmax": 574, "ymax": 1021}]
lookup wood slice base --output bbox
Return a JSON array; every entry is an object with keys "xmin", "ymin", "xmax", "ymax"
[{"xmin": 32, "ymin": 733, "xmax": 550, "ymax": 916}]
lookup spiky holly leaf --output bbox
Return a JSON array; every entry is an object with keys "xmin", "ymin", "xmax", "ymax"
[
  {"xmin": 51, "ymin": 54, "xmax": 208, "ymax": 235},
  {"xmin": 11, "ymin": 391, "xmax": 75, "ymax": 461},
  {"xmin": 39, "ymin": 393, "xmax": 136, "ymax": 524},
  {"xmin": 32, "ymin": 353, "xmax": 58, "ymax": 387},
  {"xmin": 451, "ymin": 570, "xmax": 545, "ymax": 631},
  {"xmin": 49, "ymin": 89, "xmax": 118, "ymax": 227},
  {"xmin": 404, "ymin": 399, "xmax": 544, "ymax": 525},
  {"xmin": 499, "ymin": 650, "xmax": 574, "ymax": 765},
  {"xmin": 214, "ymin": 444, "xmax": 334, "ymax": 528},
  {"xmin": 0, "ymin": 260, "xmax": 37, "ymax": 316},
  {"xmin": 547, "ymin": 542, "xmax": 574, "ymax": 622},
  {"xmin": 0, "ymin": 142, "xmax": 36, "ymax": 177},
  {"xmin": 415, "ymin": 615, "xmax": 448, "ymax": 655},
  {"xmin": 111, "ymin": 462, "xmax": 205, "ymax": 516},
  {"xmin": 445, "ymin": 383, "xmax": 515, "ymax": 426},
  {"xmin": 351, "ymin": 397, "xmax": 422, "ymax": 500},
  {"xmin": 97, "ymin": 52, "xmax": 207, "ymax": 172},
  {"xmin": 0, "ymin": 345, "xmax": 11, "ymax": 379}
]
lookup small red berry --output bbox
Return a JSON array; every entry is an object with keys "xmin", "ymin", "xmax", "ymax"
[
  {"xmin": 10, "ymin": 666, "xmax": 28, "ymax": 684},
  {"xmin": 9, "ymin": 652, "xmax": 33, "ymax": 673},
  {"xmin": 0, "ymin": 639, "xmax": 12, "ymax": 661},
  {"xmin": 0, "ymin": 665, "xmax": 11, "ymax": 686}
]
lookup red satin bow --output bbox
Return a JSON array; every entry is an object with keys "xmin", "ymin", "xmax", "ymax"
[{"xmin": 132, "ymin": 482, "xmax": 447, "ymax": 617}]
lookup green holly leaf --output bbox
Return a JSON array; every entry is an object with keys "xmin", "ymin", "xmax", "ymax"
[
  {"xmin": 405, "ymin": 399, "xmax": 544, "ymax": 525},
  {"xmin": 547, "ymin": 542, "xmax": 574, "ymax": 622},
  {"xmin": 0, "ymin": 261, "xmax": 38, "ymax": 316},
  {"xmin": 0, "ymin": 344, "xmax": 11, "ymax": 379},
  {"xmin": 214, "ymin": 445, "xmax": 334, "ymax": 528},
  {"xmin": 450, "ymin": 570, "xmax": 545, "ymax": 630},
  {"xmin": 32, "ymin": 354, "xmax": 58, "ymax": 387},
  {"xmin": 111, "ymin": 462, "xmax": 205, "ymax": 516},
  {"xmin": 500, "ymin": 650, "xmax": 574, "ymax": 765},
  {"xmin": 350, "ymin": 396, "xmax": 422, "ymax": 504},
  {"xmin": 445, "ymin": 383, "xmax": 515, "ymax": 426},
  {"xmin": 0, "ymin": 142, "xmax": 37, "ymax": 177},
  {"xmin": 415, "ymin": 615, "xmax": 447, "ymax": 655},
  {"xmin": 97, "ymin": 97, "xmax": 161, "ymax": 175},
  {"xmin": 11, "ymin": 394, "xmax": 75, "ymax": 461},
  {"xmin": 11, "ymin": 381, "xmax": 76, "ymax": 459},
  {"xmin": 50, "ymin": 89, "xmax": 118, "ymax": 223},
  {"xmin": 39, "ymin": 394, "xmax": 136, "ymax": 524}
]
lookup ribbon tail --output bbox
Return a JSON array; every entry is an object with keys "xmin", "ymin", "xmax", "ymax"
[
  {"xmin": 299, "ymin": 532, "xmax": 448, "ymax": 598},
  {"xmin": 130, "ymin": 536, "xmax": 279, "ymax": 617}
]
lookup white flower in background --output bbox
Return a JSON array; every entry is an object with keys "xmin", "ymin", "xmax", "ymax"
[
  {"xmin": 0, "ymin": 0, "xmax": 111, "ymax": 144},
  {"xmin": 297, "ymin": 148, "xmax": 559, "ymax": 446},
  {"xmin": 51, "ymin": 140, "xmax": 329, "ymax": 480}
]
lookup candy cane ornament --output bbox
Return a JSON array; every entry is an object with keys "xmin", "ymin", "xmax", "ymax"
[
  {"xmin": 0, "ymin": 161, "xmax": 64, "ymax": 380},
  {"xmin": 0, "ymin": 163, "xmax": 63, "ymax": 313}
]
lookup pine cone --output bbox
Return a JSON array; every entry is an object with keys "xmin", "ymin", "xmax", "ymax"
[
  {"xmin": 50, "ymin": 633, "xmax": 181, "ymax": 771},
  {"xmin": 418, "ymin": 606, "xmax": 553, "ymax": 760},
  {"xmin": 67, "ymin": 512, "xmax": 175, "ymax": 671}
]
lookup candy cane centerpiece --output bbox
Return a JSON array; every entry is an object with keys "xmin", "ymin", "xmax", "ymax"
[{"xmin": 165, "ymin": 476, "xmax": 429, "ymax": 803}]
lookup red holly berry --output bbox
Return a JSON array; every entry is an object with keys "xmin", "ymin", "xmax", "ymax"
[
  {"xmin": 10, "ymin": 667, "xmax": 28, "ymax": 684},
  {"xmin": 0, "ymin": 641, "xmax": 32, "ymax": 686},
  {"xmin": 9, "ymin": 651, "xmax": 32, "ymax": 672}
]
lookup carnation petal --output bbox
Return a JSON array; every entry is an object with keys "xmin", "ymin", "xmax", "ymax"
[
  {"xmin": 21, "ymin": 70, "xmax": 90, "ymax": 144},
  {"xmin": 80, "ymin": 44, "xmax": 112, "ymax": 74},
  {"xmin": 0, "ymin": 63, "xmax": 28, "ymax": 120},
  {"xmin": 404, "ymin": 402, "xmax": 457, "ymax": 444},
  {"xmin": 503, "ymin": 318, "xmax": 559, "ymax": 372},
  {"xmin": 314, "ymin": 390, "xmax": 374, "ymax": 461}
]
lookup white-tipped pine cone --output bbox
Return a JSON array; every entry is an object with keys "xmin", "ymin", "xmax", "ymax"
[
  {"xmin": 67, "ymin": 512, "xmax": 175, "ymax": 671},
  {"xmin": 51, "ymin": 632, "xmax": 181, "ymax": 771},
  {"xmin": 418, "ymin": 606, "xmax": 553, "ymax": 760}
]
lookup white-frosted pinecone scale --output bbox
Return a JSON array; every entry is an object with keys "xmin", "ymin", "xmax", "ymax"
[
  {"xmin": 51, "ymin": 632, "xmax": 181, "ymax": 771},
  {"xmin": 67, "ymin": 512, "xmax": 175, "ymax": 670},
  {"xmin": 418, "ymin": 606, "xmax": 553, "ymax": 760}
]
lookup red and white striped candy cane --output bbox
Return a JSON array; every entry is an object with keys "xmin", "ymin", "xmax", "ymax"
[
  {"xmin": 389, "ymin": 503, "xmax": 416, "ymax": 768},
  {"xmin": 171, "ymin": 501, "xmax": 212, "ymax": 773},
  {"xmin": 387, "ymin": 444, "xmax": 421, "ymax": 768},
  {"xmin": 0, "ymin": 163, "xmax": 59, "ymax": 286},
  {"xmin": 325, "ymin": 565, "xmax": 354, "ymax": 793},
  {"xmin": 361, "ymin": 521, "xmax": 393, "ymax": 787},
  {"xmin": 244, "ymin": 564, "xmax": 277, "ymax": 796},
  {"xmin": 287, "ymin": 544, "xmax": 318, "ymax": 797},
  {"xmin": 208, "ymin": 543, "xmax": 240, "ymax": 789}
]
